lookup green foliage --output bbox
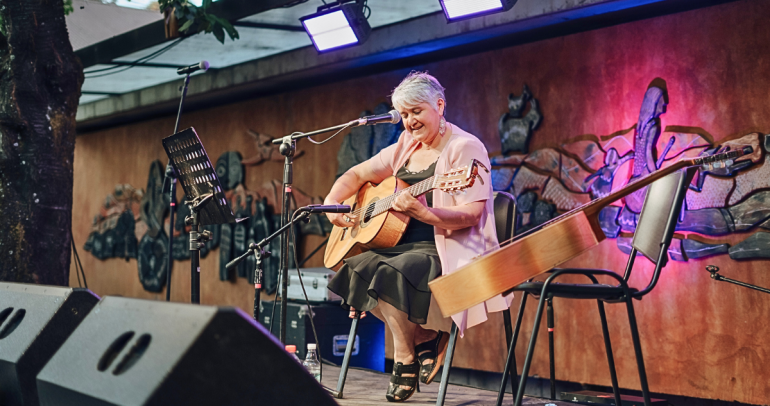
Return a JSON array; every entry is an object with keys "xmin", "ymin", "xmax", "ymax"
[
  {"xmin": 160, "ymin": 0, "xmax": 239, "ymax": 44},
  {"xmin": 64, "ymin": 0, "xmax": 74, "ymax": 15}
]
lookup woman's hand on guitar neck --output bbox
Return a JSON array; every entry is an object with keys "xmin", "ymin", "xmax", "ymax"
[{"xmin": 392, "ymin": 191, "xmax": 429, "ymax": 220}]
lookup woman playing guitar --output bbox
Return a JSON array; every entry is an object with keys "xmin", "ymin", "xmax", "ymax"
[{"xmin": 324, "ymin": 72, "xmax": 511, "ymax": 402}]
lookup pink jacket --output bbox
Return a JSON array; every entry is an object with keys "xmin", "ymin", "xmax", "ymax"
[{"xmin": 369, "ymin": 123, "xmax": 513, "ymax": 335}]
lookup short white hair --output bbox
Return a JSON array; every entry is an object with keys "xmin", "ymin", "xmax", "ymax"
[{"xmin": 391, "ymin": 71, "xmax": 446, "ymax": 112}]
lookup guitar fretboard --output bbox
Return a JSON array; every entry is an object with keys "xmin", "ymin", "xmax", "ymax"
[{"xmin": 359, "ymin": 176, "xmax": 437, "ymax": 219}]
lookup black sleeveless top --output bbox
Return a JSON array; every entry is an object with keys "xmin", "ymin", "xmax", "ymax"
[{"xmin": 396, "ymin": 159, "xmax": 438, "ymax": 244}]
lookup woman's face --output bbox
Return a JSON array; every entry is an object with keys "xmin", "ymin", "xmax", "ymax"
[{"xmin": 396, "ymin": 99, "xmax": 445, "ymax": 145}]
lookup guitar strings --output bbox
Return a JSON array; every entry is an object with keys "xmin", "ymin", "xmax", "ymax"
[{"xmin": 345, "ymin": 175, "xmax": 436, "ymax": 219}]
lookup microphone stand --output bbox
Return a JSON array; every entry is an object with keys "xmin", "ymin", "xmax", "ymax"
[
  {"xmin": 163, "ymin": 72, "xmax": 192, "ymax": 302},
  {"xmin": 270, "ymin": 123, "xmax": 359, "ymax": 344},
  {"xmin": 227, "ymin": 210, "xmax": 312, "ymax": 322},
  {"xmin": 706, "ymin": 265, "xmax": 770, "ymax": 294},
  {"xmin": 187, "ymin": 193, "xmax": 213, "ymax": 304}
]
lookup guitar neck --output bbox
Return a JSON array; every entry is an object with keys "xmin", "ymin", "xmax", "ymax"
[
  {"xmin": 370, "ymin": 176, "xmax": 436, "ymax": 217},
  {"xmin": 584, "ymin": 146, "xmax": 750, "ymax": 216},
  {"xmin": 583, "ymin": 160, "xmax": 687, "ymax": 216}
]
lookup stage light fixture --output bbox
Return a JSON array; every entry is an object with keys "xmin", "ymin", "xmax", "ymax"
[
  {"xmin": 439, "ymin": 0, "xmax": 518, "ymax": 21},
  {"xmin": 300, "ymin": 0, "xmax": 371, "ymax": 53}
]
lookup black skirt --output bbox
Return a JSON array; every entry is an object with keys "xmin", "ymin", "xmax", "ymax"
[
  {"xmin": 327, "ymin": 241, "xmax": 440, "ymax": 325},
  {"xmin": 327, "ymin": 159, "xmax": 441, "ymax": 325}
]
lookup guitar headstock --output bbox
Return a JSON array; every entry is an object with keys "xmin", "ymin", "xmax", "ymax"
[
  {"xmin": 434, "ymin": 159, "xmax": 490, "ymax": 194},
  {"xmin": 688, "ymin": 146, "xmax": 753, "ymax": 171}
]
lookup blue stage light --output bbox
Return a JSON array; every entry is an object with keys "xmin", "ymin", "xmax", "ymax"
[
  {"xmin": 301, "ymin": 1, "xmax": 371, "ymax": 53},
  {"xmin": 440, "ymin": 0, "xmax": 518, "ymax": 21}
]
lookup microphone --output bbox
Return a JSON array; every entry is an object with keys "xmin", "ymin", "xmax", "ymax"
[
  {"xmin": 177, "ymin": 61, "xmax": 210, "ymax": 75},
  {"xmin": 349, "ymin": 110, "xmax": 401, "ymax": 127},
  {"xmin": 299, "ymin": 204, "xmax": 351, "ymax": 213}
]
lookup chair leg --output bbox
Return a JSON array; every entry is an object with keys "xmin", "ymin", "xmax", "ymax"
[
  {"xmin": 502, "ymin": 308, "xmax": 516, "ymax": 397},
  {"xmin": 597, "ymin": 300, "xmax": 622, "ymax": 406},
  {"xmin": 547, "ymin": 296, "xmax": 555, "ymax": 400},
  {"xmin": 503, "ymin": 308, "xmax": 513, "ymax": 356},
  {"xmin": 625, "ymin": 297, "xmax": 652, "ymax": 406},
  {"xmin": 435, "ymin": 323, "xmax": 459, "ymax": 406},
  {"xmin": 514, "ymin": 293, "xmax": 549, "ymax": 406},
  {"xmin": 329, "ymin": 312, "xmax": 360, "ymax": 399},
  {"xmin": 496, "ymin": 293, "xmax": 528, "ymax": 406}
]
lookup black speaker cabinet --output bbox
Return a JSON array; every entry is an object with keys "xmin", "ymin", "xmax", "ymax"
[
  {"xmin": 0, "ymin": 283, "xmax": 99, "ymax": 406},
  {"xmin": 36, "ymin": 297, "xmax": 338, "ymax": 406}
]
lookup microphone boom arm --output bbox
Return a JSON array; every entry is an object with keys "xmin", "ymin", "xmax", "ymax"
[
  {"xmin": 226, "ymin": 210, "xmax": 312, "ymax": 271},
  {"xmin": 271, "ymin": 111, "xmax": 399, "ymax": 145},
  {"xmin": 272, "ymin": 122, "xmax": 357, "ymax": 145}
]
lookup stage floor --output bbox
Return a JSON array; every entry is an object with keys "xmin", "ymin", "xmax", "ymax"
[{"xmin": 321, "ymin": 365, "xmax": 574, "ymax": 405}]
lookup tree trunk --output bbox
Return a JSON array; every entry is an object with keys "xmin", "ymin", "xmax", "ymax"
[{"xmin": 0, "ymin": 0, "xmax": 83, "ymax": 285}]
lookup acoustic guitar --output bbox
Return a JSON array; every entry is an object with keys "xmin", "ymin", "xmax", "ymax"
[
  {"xmin": 324, "ymin": 159, "xmax": 489, "ymax": 270},
  {"xmin": 428, "ymin": 147, "xmax": 753, "ymax": 317}
]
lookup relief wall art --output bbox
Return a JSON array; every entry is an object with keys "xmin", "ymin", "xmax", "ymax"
[
  {"xmin": 83, "ymin": 102, "xmax": 402, "ymax": 294},
  {"xmin": 490, "ymin": 78, "xmax": 770, "ymax": 262}
]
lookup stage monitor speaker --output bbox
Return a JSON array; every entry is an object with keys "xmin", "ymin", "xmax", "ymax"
[
  {"xmin": 36, "ymin": 296, "xmax": 338, "ymax": 406},
  {"xmin": 0, "ymin": 283, "xmax": 100, "ymax": 406}
]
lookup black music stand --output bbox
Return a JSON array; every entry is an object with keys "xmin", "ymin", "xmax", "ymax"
[{"xmin": 162, "ymin": 128, "xmax": 242, "ymax": 303}]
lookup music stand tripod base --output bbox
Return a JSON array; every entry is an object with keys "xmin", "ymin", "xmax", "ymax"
[{"xmin": 162, "ymin": 128, "xmax": 243, "ymax": 303}]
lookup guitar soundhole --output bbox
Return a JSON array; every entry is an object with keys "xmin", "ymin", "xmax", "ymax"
[{"xmin": 359, "ymin": 197, "xmax": 379, "ymax": 229}]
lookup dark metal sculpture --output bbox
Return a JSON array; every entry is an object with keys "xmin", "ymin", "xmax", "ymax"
[
  {"xmin": 729, "ymin": 232, "xmax": 770, "ymax": 259},
  {"xmin": 336, "ymin": 102, "xmax": 401, "ymax": 178},
  {"xmin": 488, "ymin": 77, "xmax": 770, "ymax": 262},
  {"xmin": 139, "ymin": 161, "xmax": 169, "ymax": 238},
  {"xmin": 498, "ymin": 84, "xmax": 542, "ymax": 155},
  {"xmin": 683, "ymin": 239, "xmax": 729, "ymax": 259},
  {"xmin": 625, "ymin": 80, "xmax": 668, "ymax": 213},
  {"xmin": 138, "ymin": 232, "xmax": 168, "ymax": 293},
  {"xmin": 585, "ymin": 148, "xmax": 633, "ymax": 199},
  {"xmin": 83, "ymin": 185, "xmax": 142, "ymax": 261},
  {"xmin": 219, "ymin": 222, "xmax": 234, "ymax": 281},
  {"xmin": 597, "ymin": 206, "xmax": 622, "ymax": 238},
  {"xmin": 234, "ymin": 195, "xmax": 250, "ymax": 278},
  {"xmin": 215, "ymin": 151, "xmax": 244, "ymax": 191}
]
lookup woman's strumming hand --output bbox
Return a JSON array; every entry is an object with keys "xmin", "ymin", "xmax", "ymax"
[{"xmin": 327, "ymin": 211, "xmax": 357, "ymax": 228}]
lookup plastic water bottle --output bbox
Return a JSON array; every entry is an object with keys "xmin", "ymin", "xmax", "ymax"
[
  {"xmin": 303, "ymin": 343, "xmax": 322, "ymax": 382},
  {"xmin": 285, "ymin": 345, "xmax": 301, "ymax": 364}
]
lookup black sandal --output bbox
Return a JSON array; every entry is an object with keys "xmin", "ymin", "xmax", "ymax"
[
  {"xmin": 415, "ymin": 330, "xmax": 449, "ymax": 384},
  {"xmin": 386, "ymin": 361, "xmax": 420, "ymax": 402}
]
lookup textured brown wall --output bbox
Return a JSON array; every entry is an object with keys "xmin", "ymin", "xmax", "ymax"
[{"xmin": 71, "ymin": 1, "xmax": 770, "ymax": 403}]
